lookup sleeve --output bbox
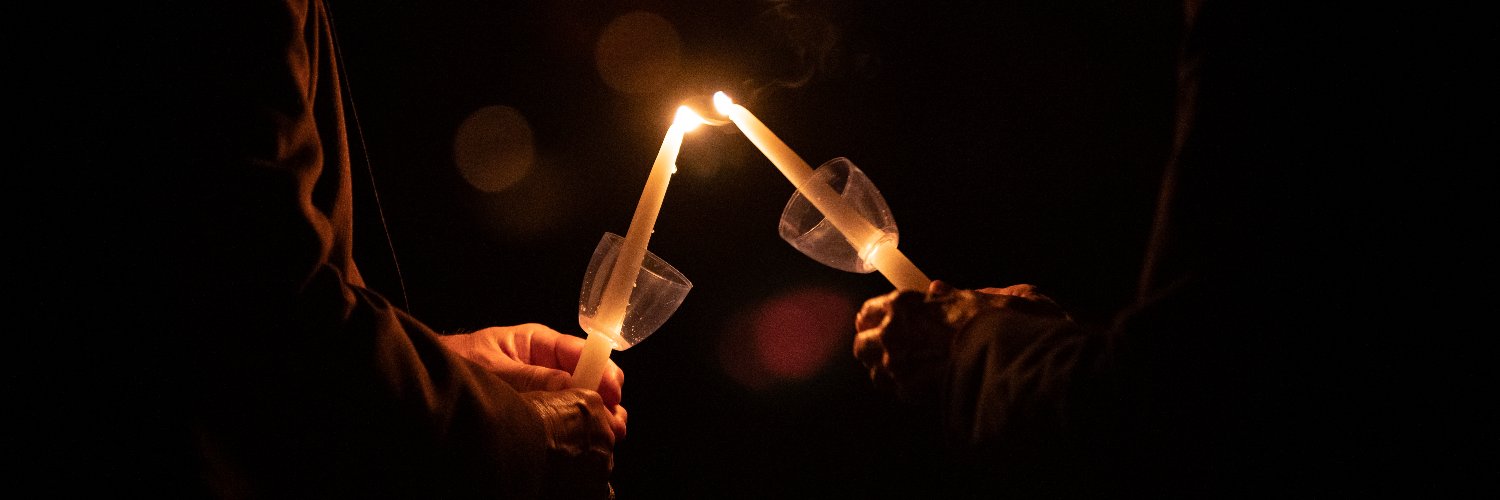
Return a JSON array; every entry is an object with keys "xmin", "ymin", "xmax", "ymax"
[
  {"xmin": 938, "ymin": 306, "xmax": 1119, "ymax": 497},
  {"xmin": 184, "ymin": 3, "xmax": 552, "ymax": 497},
  {"xmin": 32, "ymin": 2, "xmax": 553, "ymax": 497},
  {"xmin": 937, "ymin": 277, "xmax": 1305, "ymax": 498}
]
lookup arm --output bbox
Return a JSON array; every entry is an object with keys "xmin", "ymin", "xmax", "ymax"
[
  {"xmin": 438, "ymin": 324, "xmax": 628, "ymax": 440},
  {"xmin": 106, "ymin": 2, "xmax": 599, "ymax": 497},
  {"xmin": 853, "ymin": 281, "xmax": 1114, "ymax": 495}
]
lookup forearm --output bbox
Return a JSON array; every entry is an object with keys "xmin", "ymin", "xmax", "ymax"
[
  {"xmin": 184, "ymin": 264, "xmax": 550, "ymax": 497},
  {"xmin": 940, "ymin": 308, "xmax": 1114, "ymax": 490}
]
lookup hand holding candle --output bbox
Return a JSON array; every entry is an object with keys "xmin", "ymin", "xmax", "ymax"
[
  {"xmin": 572, "ymin": 106, "xmax": 707, "ymax": 391},
  {"xmin": 712, "ymin": 91, "xmax": 931, "ymax": 291}
]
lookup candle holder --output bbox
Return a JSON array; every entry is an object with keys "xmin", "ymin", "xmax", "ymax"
[
  {"xmin": 578, "ymin": 232, "xmax": 693, "ymax": 350},
  {"xmin": 778, "ymin": 157, "xmax": 900, "ymax": 274}
]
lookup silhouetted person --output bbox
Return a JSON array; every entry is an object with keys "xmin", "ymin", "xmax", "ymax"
[
  {"xmin": 20, "ymin": 2, "xmax": 625, "ymax": 497},
  {"xmin": 852, "ymin": 1, "xmax": 1398, "ymax": 497}
]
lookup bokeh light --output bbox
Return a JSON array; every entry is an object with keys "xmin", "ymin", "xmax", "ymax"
[
  {"xmin": 719, "ymin": 285, "xmax": 858, "ymax": 391},
  {"xmin": 453, "ymin": 105, "xmax": 535, "ymax": 193},
  {"xmin": 474, "ymin": 157, "xmax": 571, "ymax": 240},
  {"xmin": 594, "ymin": 11, "xmax": 682, "ymax": 95}
]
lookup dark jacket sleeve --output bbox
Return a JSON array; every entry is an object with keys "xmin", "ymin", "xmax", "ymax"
[
  {"xmin": 940, "ymin": 304, "xmax": 1117, "ymax": 498},
  {"xmin": 937, "ymin": 278, "xmax": 1292, "ymax": 498},
  {"xmin": 180, "ymin": 3, "xmax": 554, "ymax": 497},
  {"xmin": 929, "ymin": 2, "xmax": 1377, "ymax": 497},
  {"xmin": 25, "ymin": 2, "xmax": 552, "ymax": 497}
]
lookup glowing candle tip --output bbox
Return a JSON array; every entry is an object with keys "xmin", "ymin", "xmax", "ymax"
[
  {"xmin": 712, "ymin": 91, "xmax": 734, "ymax": 115},
  {"xmin": 674, "ymin": 105, "xmax": 707, "ymax": 131}
]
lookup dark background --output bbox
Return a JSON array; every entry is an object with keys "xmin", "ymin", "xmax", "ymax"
[{"xmin": 330, "ymin": 1, "xmax": 1179, "ymax": 497}]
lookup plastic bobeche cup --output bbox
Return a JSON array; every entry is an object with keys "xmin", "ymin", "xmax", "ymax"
[
  {"xmin": 577, "ymin": 232, "xmax": 693, "ymax": 350},
  {"xmin": 778, "ymin": 157, "xmax": 900, "ymax": 274}
]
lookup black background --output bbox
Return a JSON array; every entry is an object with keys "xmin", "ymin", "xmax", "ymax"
[{"xmin": 330, "ymin": 1, "xmax": 1179, "ymax": 497}]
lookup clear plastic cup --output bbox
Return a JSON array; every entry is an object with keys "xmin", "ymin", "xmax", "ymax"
[
  {"xmin": 778, "ymin": 157, "xmax": 900, "ymax": 273},
  {"xmin": 577, "ymin": 232, "xmax": 693, "ymax": 350}
]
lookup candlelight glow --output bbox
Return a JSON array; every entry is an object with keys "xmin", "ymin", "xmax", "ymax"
[
  {"xmin": 674, "ymin": 105, "xmax": 707, "ymax": 132},
  {"xmin": 682, "ymin": 94, "xmax": 731, "ymax": 128},
  {"xmin": 712, "ymin": 91, "xmax": 734, "ymax": 116}
]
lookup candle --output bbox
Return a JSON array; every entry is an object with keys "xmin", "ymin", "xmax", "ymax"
[
  {"xmin": 572, "ymin": 106, "xmax": 707, "ymax": 391},
  {"xmin": 712, "ymin": 91, "xmax": 930, "ymax": 291}
]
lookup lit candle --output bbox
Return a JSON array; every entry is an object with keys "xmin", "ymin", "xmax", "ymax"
[
  {"xmin": 712, "ymin": 91, "xmax": 930, "ymax": 291},
  {"xmin": 572, "ymin": 106, "xmax": 707, "ymax": 391}
]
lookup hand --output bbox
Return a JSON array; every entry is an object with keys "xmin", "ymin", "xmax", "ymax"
[
  {"xmin": 437, "ymin": 323, "xmax": 625, "ymax": 409},
  {"xmin": 439, "ymin": 324, "xmax": 626, "ymax": 442},
  {"xmin": 523, "ymin": 388, "xmax": 622, "ymax": 500},
  {"xmin": 853, "ymin": 280, "xmax": 1063, "ymax": 403}
]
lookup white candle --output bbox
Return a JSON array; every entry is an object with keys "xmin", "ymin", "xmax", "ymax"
[
  {"xmin": 712, "ymin": 91, "xmax": 930, "ymax": 291},
  {"xmin": 572, "ymin": 106, "xmax": 706, "ymax": 391}
]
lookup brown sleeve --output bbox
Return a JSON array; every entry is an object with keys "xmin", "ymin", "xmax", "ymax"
[
  {"xmin": 24, "ymin": 1, "xmax": 551, "ymax": 497},
  {"xmin": 180, "ymin": 2, "xmax": 552, "ymax": 497}
]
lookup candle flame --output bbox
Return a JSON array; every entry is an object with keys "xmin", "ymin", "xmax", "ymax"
[
  {"xmin": 712, "ymin": 91, "xmax": 734, "ymax": 116},
  {"xmin": 674, "ymin": 106, "xmax": 707, "ymax": 132}
]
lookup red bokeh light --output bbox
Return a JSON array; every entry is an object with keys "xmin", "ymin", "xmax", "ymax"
[{"xmin": 719, "ymin": 286, "xmax": 857, "ymax": 390}]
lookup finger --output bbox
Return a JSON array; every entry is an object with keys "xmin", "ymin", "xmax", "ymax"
[
  {"xmin": 855, "ymin": 294, "xmax": 892, "ymax": 331},
  {"xmin": 545, "ymin": 328, "xmax": 589, "ymax": 372},
  {"xmin": 853, "ymin": 327, "xmax": 886, "ymax": 368},
  {"xmin": 551, "ymin": 330, "xmax": 622, "ymax": 405},
  {"xmin": 530, "ymin": 329, "xmax": 624, "ymax": 407},
  {"xmin": 928, "ymin": 279, "xmax": 954, "ymax": 296},
  {"xmin": 880, "ymin": 291, "xmax": 931, "ymax": 348},
  {"xmin": 608, "ymin": 404, "xmax": 628, "ymax": 442},
  {"xmin": 577, "ymin": 389, "xmax": 617, "ymax": 448},
  {"xmin": 509, "ymin": 323, "xmax": 565, "ymax": 369},
  {"xmin": 499, "ymin": 364, "xmax": 571, "ymax": 392},
  {"xmin": 594, "ymin": 363, "xmax": 623, "ymax": 409},
  {"xmin": 978, "ymin": 286, "xmax": 1066, "ymax": 315},
  {"xmin": 1006, "ymin": 283, "xmax": 1040, "ymax": 297},
  {"xmin": 977, "ymin": 284, "xmax": 1042, "ymax": 299}
]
